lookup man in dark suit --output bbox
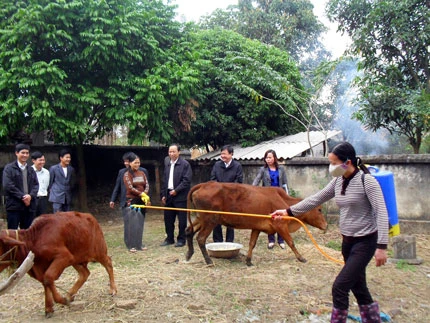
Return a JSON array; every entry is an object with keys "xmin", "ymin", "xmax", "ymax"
[
  {"xmin": 2, "ymin": 143, "xmax": 39, "ymax": 229},
  {"xmin": 48, "ymin": 149, "xmax": 76, "ymax": 213},
  {"xmin": 160, "ymin": 144, "xmax": 192, "ymax": 247},
  {"xmin": 210, "ymin": 144, "xmax": 243, "ymax": 242}
]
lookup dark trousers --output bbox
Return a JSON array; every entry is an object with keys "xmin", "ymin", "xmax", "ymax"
[
  {"xmin": 35, "ymin": 196, "xmax": 48, "ymax": 217},
  {"xmin": 52, "ymin": 202, "xmax": 71, "ymax": 213},
  {"xmin": 164, "ymin": 197, "xmax": 187, "ymax": 243},
  {"xmin": 7, "ymin": 209, "xmax": 34, "ymax": 229},
  {"xmin": 123, "ymin": 207, "xmax": 145, "ymax": 250},
  {"xmin": 268, "ymin": 233, "xmax": 284, "ymax": 244},
  {"xmin": 332, "ymin": 232, "xmax": 377, "ymax": 310},
  {"xmin": 213, "ymin": 224, "xmax": 234, "ymax": 243}
]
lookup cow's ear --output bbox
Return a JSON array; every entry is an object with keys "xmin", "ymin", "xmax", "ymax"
[{"xmin": 0, "ymin": 236, "xmax": 25, "ymax": 246}]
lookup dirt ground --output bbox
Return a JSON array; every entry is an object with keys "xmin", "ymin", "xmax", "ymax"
[{"xmin": 0, "ymin": 207, "xmax": 429, "ymax": 323}]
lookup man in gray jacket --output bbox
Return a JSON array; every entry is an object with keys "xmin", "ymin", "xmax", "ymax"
[{"xmin": 48, "ymin": 149, "xmax": 76, "ymax": 213}]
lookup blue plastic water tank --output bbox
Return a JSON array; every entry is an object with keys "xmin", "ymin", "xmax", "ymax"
[{"xmin": 367, "ymin": 166, "xmax": 400, "ymax": 236}]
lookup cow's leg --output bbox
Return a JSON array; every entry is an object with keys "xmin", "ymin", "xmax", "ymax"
[
  {"xmin": 42, "ymin": 256, "xmax": 74, "ymax": 308},
  {"xmin": 43, "ymin": 285, "xmax": 55, "ymax": 318},
  {"xmin": 66, "ymin": 263, "xmax": 90, "ymax": 303},
  {"xmin": 278, "ymin": 227, "xmax": 307, "ymax": 262},
  {"xmin": 185, "ymin": 225, "xmax": 195, "ymax": 261},
  {"xmin": 196, "ymin": 227, "xmax": 214, "ymax": 266},
  {"xmin": 96, "ymin": 251, "xmax": 117, "ymax": 296},
  {"xmin": 97, "ymin": 255, "xmax": 117, "ymax": 295},
  {"xmin": 246, "ymin": 230, "xmax": 261, "ymax": 266},
  {"xmin": 185, "ymin": 219, "xmax": 201, "ymax": 262}
]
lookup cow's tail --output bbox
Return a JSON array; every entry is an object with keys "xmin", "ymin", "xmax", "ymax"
[
  {"xmin": 185, "ymin": 184, "xmax": 203, "ymax": 262},
  {"xmin": 186, "ymin": 183, "xmax": 202, "ymax": 235}
]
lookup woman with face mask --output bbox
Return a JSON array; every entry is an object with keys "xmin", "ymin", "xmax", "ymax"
[{"xmin": 271, "ymin": 142, "xmax": 389, "ymax": 323}]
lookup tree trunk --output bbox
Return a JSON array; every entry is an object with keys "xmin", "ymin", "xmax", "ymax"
[
  {"xmin": 76, "ymin": 143, "xmax": 89, "ymax": 211},
  {"xmin": 409, "ymin": 133, "xmax": 421, "ymax": 154}
]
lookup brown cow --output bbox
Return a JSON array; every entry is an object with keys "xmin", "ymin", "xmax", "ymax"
[
  {"xmin": 185, "ymin": 182, "xmax": 327, "ymax": 266},
  {"xmin": 0, "ymin": 212, "xmax": 117, "ymax": 317}
]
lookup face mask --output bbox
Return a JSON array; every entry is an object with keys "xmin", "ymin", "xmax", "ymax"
[{"xmin": 329, "ymin": 162, "xmax": 348, "ymax": 177}]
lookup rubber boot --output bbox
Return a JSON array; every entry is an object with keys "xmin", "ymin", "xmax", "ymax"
[
  {"xmin": 330, "ymin": 307, "xmax": 348, "ymax": 323},
  {"xmin": 359, "ymin": 302, "xmax": 381, "ymax": 323}
]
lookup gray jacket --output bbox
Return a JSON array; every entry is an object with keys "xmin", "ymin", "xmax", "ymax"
[
  {"xmin": 252, "ymin": 166, "xmax": 289, "ymax": 194},
  {"xmin": 48, "ymin": 163, "xmax": 76, "ymax": 204}
]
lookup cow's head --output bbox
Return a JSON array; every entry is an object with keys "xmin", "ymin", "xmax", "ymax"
[
  {"xmin": 0, "ymin": 232, "xmax": 25, "ymax": 272},
  {"xmin": 297, "ymin": 206, "xmax": 328, "ymax": 231}
]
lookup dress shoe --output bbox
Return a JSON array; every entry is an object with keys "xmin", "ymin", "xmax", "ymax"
[
  {"xmin": 174, "ymin": 241, "xmax": 185, "ymax": 247},
  {"xmin": 160, "ymin": 239, "xmax": 174, "ymax": 246}
]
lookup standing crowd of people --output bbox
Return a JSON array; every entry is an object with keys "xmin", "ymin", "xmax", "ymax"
[
  {"xmin": 2, "ymin": 141, "xmax": 389, "ymax": 322},
  {"xmin": 2, "ymin": 144, "xmax": 75, "ymax": 230}
]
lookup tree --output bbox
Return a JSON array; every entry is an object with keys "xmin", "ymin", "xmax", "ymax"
[
  {"xmin": 0, "ymin": 0, "xmax": 202, "ymax": 208},
  {"xmin": 327, "ymin": 0, "xmax": 430, "ymax": 153},
  {"xmin": 199, "ymin": 0, "xmax": 326, "ymax": 61},
  {"xmin": 172, "ymin": 28, "xmax": 309, "ymax": 149}
]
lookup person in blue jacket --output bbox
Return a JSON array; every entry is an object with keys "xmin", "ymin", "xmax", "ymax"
[
  {"xmin": 252, "ymin": 149, "xmax": 289, "ymax": 249},
  {"xmin": 2, "ymin": 143, "xmax": 39, "ymax": 229},
  {"xmin": 48, "ymin": 149, "xmax": 76, "ymax": 213}
]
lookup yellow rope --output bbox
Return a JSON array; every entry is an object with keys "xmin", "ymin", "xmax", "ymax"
[{"xmin": 132, "ymin": 204, "xmax": 344, "ymax": 265}]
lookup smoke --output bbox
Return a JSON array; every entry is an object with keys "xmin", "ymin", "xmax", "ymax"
[{"xmin": 331, "ymin": 60, "xmax": 391, "ymax": 155}]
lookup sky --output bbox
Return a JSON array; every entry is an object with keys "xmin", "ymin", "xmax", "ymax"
[{"xmin": 170, "ymin": 0, "xmax": 350, "ymax": 58}]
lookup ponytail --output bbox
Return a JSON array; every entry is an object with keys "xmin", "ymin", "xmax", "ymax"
[{"xmin": 357, "ymin": 157, "xmax": 370, "ymax": 174}]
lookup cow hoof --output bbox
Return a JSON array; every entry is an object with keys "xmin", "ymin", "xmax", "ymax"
[
  {"xmin": 45, "ymin": 311, "xmax": 54, "ymax": 318},
  {"xmin": 206, "ymin": 263, "xmax": 215, "ymax": 268},
  {"xmin": 298, "ymin": 257, "xmax": 307, "ymax": 263},
  {"xmin": 246, "ymin": 262, "xmax": 254, "ymax": 267}
]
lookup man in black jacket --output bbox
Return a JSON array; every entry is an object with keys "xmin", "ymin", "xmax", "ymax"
[
  {"xmin": 2, "ymin": 143, "xmax": 39, "ymax": 229},
  {"xmin": 210, "ymin": 144, "xmax": 243, "ymax": 242},
  {"xmin": 160, "ymin": 144, "xmax": 192, "ymax": 247}
]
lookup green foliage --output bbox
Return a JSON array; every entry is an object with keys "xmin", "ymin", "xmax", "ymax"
[
  {"xmin": 327, "ymin": 0, "xmax": 430, "ymax": 153},
  {"xmin": 200, "ymin": 0, "xmax": 326, "ymax": 61},
  {"xmin": 326, "ymin": 240, "xmax": 342, "ymax": 251},
  {"xmin": 0, "ymin": 0, "xmax": 201, "ymax": 145},
  {"xmin": 288, "ymin": 188, "xmax": 299, "ymax": 198},
  {"xmin": 172, "ymin": 29, "xmax": 308, "ymax": 149}
]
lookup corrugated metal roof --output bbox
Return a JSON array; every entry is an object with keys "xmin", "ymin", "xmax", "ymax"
[{"xmin": 194, "ymin": 130, "xmax": 342, "ymax": 160}]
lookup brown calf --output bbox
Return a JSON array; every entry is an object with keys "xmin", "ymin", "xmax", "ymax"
[{"xmin": 0, "ymin": 212, "xmax": 117, "ymax": 317}]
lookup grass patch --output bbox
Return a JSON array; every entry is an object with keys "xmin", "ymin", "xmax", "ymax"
[
  {"xmin": 395, "ymin": 260, "xmax": 417, "ymax": 272},
  {"xmin": 325, "ymin": 240, "xmax": 342, "ymax": 251}
]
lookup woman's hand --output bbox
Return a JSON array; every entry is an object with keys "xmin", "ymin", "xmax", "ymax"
[
  {"xmin": 374, "ymin": 248, "xmax": 387, "ymax": 267},
  {"xmin": 270, "ymin": 209, "xmax": 287, "ymax": 219}
]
